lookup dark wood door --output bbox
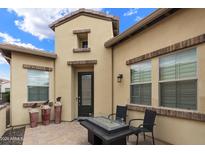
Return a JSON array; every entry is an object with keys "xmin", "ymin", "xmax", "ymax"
[{"xmin": 78, "ymin": 72, "xmax": 94, "ymax": 117}]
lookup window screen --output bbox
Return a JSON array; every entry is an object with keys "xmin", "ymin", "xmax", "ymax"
[
  {"xmin": 130, "ymin": 60, "xmax": 151, "ymax": 105},
  {"xmin": 160, "ymin": 48, "xmax": 197, "ymax": 110},
  {"xmin": 27, "ymin": 70, "xmax": 49, "ymax": 102}
]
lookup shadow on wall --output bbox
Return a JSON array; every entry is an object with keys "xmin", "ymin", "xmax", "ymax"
[{"xmin": 6, "ymin": 105, "xmax": 10, "ymax": 127}]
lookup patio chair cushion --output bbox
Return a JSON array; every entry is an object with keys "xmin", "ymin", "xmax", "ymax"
[{"xmin": 129, "ymin": 126, "xmax": 150, "ymax": 134}]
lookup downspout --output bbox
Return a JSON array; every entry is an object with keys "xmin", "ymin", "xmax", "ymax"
[
  {"xmin": 111, "ymin": 47, "xmax": 114, "ymax": 114},
  {"xmin": 10, "ymin": 53, "xmax": 12, "ymax": 127},
  {"xmin": 54, "ymin": 58, "xmax": 56, "ymax": 103}
]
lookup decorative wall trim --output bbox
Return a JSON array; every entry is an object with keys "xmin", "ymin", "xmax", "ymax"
[
  {"xmin": 73, "ymin": 48, "xmax": 91, "ymax": 53},
  {"xmin": 67, "ymin": 60, "xmax": 97, "ymax": 65},
  {"xmin": 73, "ymin": 29, "xmax": 91, "ymax": 34},
  {"xmin": 23, "ymin": 64, "xmax": 53, "ymax": 72},
  {"xmin": 126, "ymin": 33, "xmax": 205, "ymax": 65},
  {"xmin": 127, "ymin": 104, "xmax": 205, "ymax": 122}
]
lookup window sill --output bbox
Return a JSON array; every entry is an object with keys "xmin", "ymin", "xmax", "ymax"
[
  {"xmin": 73, "ymin": 48, "xmax": 91, "ymax": 53},
  {"xmin": 23, "ymin": 102, "xmax": 53, "ymax": 108},
  {"xmin": 127, "ymin": 104, "xmax": 205, "ymax": 122}
]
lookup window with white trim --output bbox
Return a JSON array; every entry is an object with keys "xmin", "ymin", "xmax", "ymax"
[
  {"xmin": 130, "ymin": 60, "xmax": 151, "ymax": 105},
  {"xmin": 159, "ymin": 48, "xmax": 197, "ymax": 110},
  {"xmin": 27, "ymin": 70, "xmax": 49, "ymax": 102}
]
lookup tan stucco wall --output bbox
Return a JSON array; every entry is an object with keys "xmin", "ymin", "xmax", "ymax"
[
  {"xmin": 55, "ymin": 15, "xmax": 113, "ymax": 121},
  {"xmin": 113, "ymin": 9, "xmax": 205, "ymax": 108},
  {"xmin": 197, "ymin": 44, "xmax": 205, "ymax": 111},
  {"xmin": 112, "ymin": 9, "xmax": 205, "ymax": 144},
  {"xmin": 10, "ymin": 52, "xmax": 55, "ymax": 126},
  {"xmin": 0, "ymin": 106, "xmax": 6, "ymax": 137},
  {"xmin": 128, "ymin": 110, "xmax": 205, "ymax": 144}
]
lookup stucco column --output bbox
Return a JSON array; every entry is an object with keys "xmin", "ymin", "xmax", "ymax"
[{"xmin": 151, "ymin": 58, "xmax": 159, "ymax": 107}]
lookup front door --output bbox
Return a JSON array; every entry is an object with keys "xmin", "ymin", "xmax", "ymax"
[{"xmin": 78, "ymin": 72, "xmax": 94, "ymax": 117}]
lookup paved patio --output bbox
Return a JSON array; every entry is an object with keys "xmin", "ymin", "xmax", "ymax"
[{"xmin": 23, "ymin": 121, "xmax": 167, "ymax": 145}]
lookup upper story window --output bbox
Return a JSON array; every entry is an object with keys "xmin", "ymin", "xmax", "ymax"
[
  {"xmin": 82, "ymin": 40, "xmax": 88, "ymax": 48},
  {"xmin": 27, "ymin": 70, "xmax": 49, "ymax": 102},
  {"xmin": 159, "ymin": 48, "xmax": 197, "ymax": 110},
  {"xmin": 77, "ymin": 33, "xmax": 88, "ymax": 48},
  {"xmin": 130, "ymin": 60, "xmax": 151, "ymax": 105},
  {"xmin": 73, "ymin": 29, "xmax": 91, "ymax": 53}
]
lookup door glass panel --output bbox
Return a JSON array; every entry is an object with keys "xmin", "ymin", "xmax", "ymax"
[{"xmin": 81, "ymin": 75, "xmax": 92, "ymax": 106}]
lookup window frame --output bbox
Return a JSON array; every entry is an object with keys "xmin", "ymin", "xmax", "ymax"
[
  {"xmin": 158, "ymin": 47, "xmax": 198, "ymax": 110},
  {"xmin": 5, "ymin": 88, "xmax": 10, "ymax": 92},
  {"xmin": 82, "ymin": 40, "xmax": 88, "ymax": 48},
  {"xmin": 130, "ymin": 60, "xmax": 152, "ymax": 105},
  {"xmin": 27, "ymin": 69, "xmax": 50, "ymax": 103},
  {"xmin": 77, "ymin": 33, "xmax": 89, "ymax": 49}
]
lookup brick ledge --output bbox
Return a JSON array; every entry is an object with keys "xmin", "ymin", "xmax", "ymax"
[
  {"xmin": 126, "ymin": 33, "xmax": 205, "ymax": 65},
  {"xmin": 23, "ymin": 64, "xmax": 53, "ymax": 72},
  {"xmin": 127, "ymin": 104, "xmax": 205, "ymax": 122},
  {"xmin": 73, "ymin": 48, "xmax": 91, "ymax": 53},
  {"xmin": 67, "ymin": 60, "xmax": 97, "ymax": 65},
  {"xmin": 23, "ymin": 102, "xmax": 53, "ymax": 108}
]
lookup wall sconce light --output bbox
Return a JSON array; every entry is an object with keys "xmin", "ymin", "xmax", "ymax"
[{"xmin": 117, "ymin": 74, "xmax": 123, "ymax": 83}]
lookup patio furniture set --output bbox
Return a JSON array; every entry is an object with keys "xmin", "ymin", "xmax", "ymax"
[
  {"xmin": 28, "ymin": 96, "xmax": 157, "ymax": 145},
  {"xmin": 79, "ymin": 106, "xmax": 157, "ymax": 145}
]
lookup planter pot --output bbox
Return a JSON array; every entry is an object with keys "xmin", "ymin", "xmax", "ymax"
[
  {"xmin": 54, "ymin": 105, "xmax": 62, "ymax": 124},
  {"xmin": 41, "ymin": 108, "xmax": 51, "ymax": 125},
  {"xmin": 29, "ymin": 110, "xmax": 39, "ymax": 128}
]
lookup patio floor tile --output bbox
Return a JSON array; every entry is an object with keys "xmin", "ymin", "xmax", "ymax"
[{"xmin": 23, "ymin": 121, "xmax": 167, "ymax": 145}]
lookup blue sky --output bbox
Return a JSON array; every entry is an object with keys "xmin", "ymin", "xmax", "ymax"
[{"xmin": 0, "ymin": 8, "xmax": 156, "ymax": 80}]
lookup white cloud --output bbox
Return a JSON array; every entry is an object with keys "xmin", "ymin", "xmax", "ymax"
[
  {"xmin": 0, "ymin": 32, "xmax": 20, "ymax": 43},
  {"xmin": 0, "ymin": 32, "xmax": 42, "ymax": 50},
  {"xmin": 105, "ymin": 10, "xmax": 110, "ymax": 15},
  {"xmin": 0, "ymin": 72, "xmax": 9, "ymax": 80},
  {"xmin": 123, "ymin": 8, "xmax": 139, "ymax": 16},
  {"xmin": 8, "ymin": 8, "xmax": 103, "ymax": 41}
]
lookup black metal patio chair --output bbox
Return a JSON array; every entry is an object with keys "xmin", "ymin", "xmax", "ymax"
[
  {"xmin": 108, "ymin": 105, "xmax": 127, "ymax": 122},
  {"xmin": 129, "ymin": 109, "xmax": 157, "ymax": 145}
]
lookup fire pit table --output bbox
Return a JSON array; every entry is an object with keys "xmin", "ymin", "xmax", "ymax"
[{"xmin": 80, "ymin": 116, "xmax": 135, "ymax": 145}]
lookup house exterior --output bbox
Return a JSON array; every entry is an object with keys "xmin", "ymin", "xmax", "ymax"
[
  {"xmin": 0, "ymin": 79, "xmax": 10, "ymax": 101},
  {"xmin": 0, "ymin": 8, "xmax": 205, "ymax": 144}
]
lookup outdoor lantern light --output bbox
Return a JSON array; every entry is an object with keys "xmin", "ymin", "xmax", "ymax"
[{"xmin": 117, "ymin": 74, "xmax": 123, "ymax": 82}]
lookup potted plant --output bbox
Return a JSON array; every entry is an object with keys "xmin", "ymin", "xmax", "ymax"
[
  {"xmin": 29, "ymin": 103, "xmax": 39, "ymax": 128},
  {"xmin": 40, "ymin": 100, "xmax": 52, "ymax": 125},
  {"xmin": 54, "ymin": 97, "xmax": 62, "ymax": 124}
]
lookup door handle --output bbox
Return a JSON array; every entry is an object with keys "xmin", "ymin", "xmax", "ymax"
[{"xmin": 76, "ymin": 97, "xmax": 80, "ymax": 103}]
